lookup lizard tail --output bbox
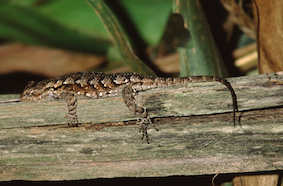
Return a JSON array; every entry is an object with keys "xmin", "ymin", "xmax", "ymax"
[
  {"xmin": 133, "ymin": 74, "xmax": 238, "ymax": 126},
  {"xmin": 173, "ymin": 76, "xmax": 239, "ymax": 126}
]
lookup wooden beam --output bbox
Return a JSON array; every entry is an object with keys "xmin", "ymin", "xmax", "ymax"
[
  {"xmin": 1, "ymin": 73, "xmax": 282, "ymax": 128},
  {"xmin": 0, "ymin": 73, "xmax": 282, "ymax": 181}
]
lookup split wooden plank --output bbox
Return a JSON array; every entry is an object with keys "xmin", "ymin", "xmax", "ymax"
[
  {"xmin": 0, "ymin": 73, "xmax": 282, "ymax": 181},
  {"xmin": 0, "ymin": 73, "xmax": 282, "ymax": 128},
  {"xmin": 0, "ymin": 107, "xmax": 282, "ymax": 181}
]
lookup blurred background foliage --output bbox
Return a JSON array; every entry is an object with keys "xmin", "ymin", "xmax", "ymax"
[
  {"xmin": 0, "ymin": 0, "xmax": 171, "ymax": 52},
  {"xmin": 0, "ymin": 0, "xmax": 172, "ymax": 54},
  {"xmin": 0, "ymin": 0, "xmax": 257, "ymax": 92}
]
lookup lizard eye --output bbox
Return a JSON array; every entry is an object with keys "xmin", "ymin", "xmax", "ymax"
[{"xmin": 26, "ymin": 81, "xmax": 36, "ymax": 88}]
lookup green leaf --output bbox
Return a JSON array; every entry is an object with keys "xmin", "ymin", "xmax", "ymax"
[
  {"xmin": 117, "ymin": 0, "xmax": 172, "ymax": 46},
  {"xmin": 0, "ymin": 4, "xmax": 110, "ymax": 54},
  {"xmin": 87, "ymin": 0, "xmax": 155, "ymax": 75},
  {"xmin": 173, "ymin": 0, "xmax": 228, "ymax": 77}
]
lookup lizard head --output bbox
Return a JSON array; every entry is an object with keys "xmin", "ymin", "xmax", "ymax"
[{"xmin": 20, "ymin": 81, "xmax": 50, "ymax": 102}]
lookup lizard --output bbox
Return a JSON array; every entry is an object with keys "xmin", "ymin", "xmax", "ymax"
[{"xmin": 20, "ymin": 71, "xmax": 238, "ymax": 143}]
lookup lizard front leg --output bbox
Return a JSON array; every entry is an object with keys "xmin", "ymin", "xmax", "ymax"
[
  {"xmin": 122, "ymin": 84, "xmax": 158, "ymax": 144},
  {"xmin": 60, "ymin": 92, "xmax": 79, "ymax": 127}
]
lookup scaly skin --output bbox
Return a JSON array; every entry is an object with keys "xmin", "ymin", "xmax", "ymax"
[{"xmin": 20, "ymin": 71, "xmax": 238, "ymax": 143}]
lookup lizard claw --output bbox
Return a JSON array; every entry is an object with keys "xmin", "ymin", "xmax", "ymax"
[
  {"xmin": 139, "ymin": 122, "xmax": 150, "ymax": 144},
  {"xmin": 138, "ymin": 116, "xmax": 158, "ymax": 144}
]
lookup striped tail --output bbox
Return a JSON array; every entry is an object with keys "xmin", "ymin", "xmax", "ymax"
[{"xmin": 174, "ymin": 76, "xmax": 238, "ymax": 126}]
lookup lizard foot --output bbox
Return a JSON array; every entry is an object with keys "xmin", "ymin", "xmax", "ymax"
[
  {"xmin": 66, "ymin": 114, "xmax": 79, "ymax": 127},
  {"xmin": 138, "ymin": 116, "xmax": 158, "ymax": 144}
]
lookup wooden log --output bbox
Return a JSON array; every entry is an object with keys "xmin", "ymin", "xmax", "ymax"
[
  {"xmin": 0, "ymin": 73, "xmax": 282, "ymax": 181},
  {"xmin": 1, "ymin": 73, "xmax": 282, "ymax": 128}
]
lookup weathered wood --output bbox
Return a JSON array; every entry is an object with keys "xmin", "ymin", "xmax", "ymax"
[
  {"xmin": 0, "ymin": 73, "xmax": 282, "ymax": 128},
  {"xmin": 0, "ymin": 73, "xmax": 282, "ymax": 181}
]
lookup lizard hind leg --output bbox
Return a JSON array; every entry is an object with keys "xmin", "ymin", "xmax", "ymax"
[
  {"xmin": 122, "ymin": 84, "xmax": 158, "ymax": 144},
  {"xmin": 60, "ymin": 92, "xmax": 79, "ymax": 127}
]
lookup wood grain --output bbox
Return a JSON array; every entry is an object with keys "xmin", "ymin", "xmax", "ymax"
[
  {"xmin": 0, "ymin": 73, "xmax": 282, "ymax": 181},
  {"xmin": 253, "ymin": 0, "xmax": 283, "ymax": 73}
]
